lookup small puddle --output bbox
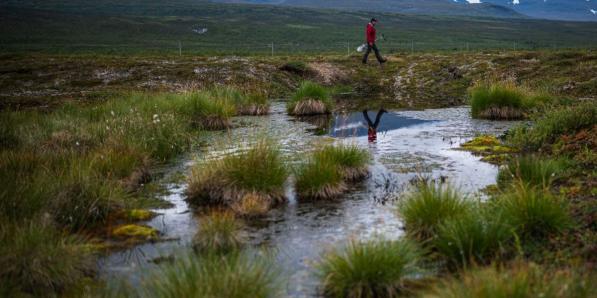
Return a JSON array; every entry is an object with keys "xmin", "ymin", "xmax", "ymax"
[{"xmin": 99, "ymin": 102, "xmax": 519, "ymax": 296}]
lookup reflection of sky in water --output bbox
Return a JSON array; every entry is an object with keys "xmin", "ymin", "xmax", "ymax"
[
  {"xmin": 328, "ymin": 110, "xmax": 433, "ymax": 138},
  {"xmin": 100, "ymin": 103, "xmax": 519, "ymax": 297}
]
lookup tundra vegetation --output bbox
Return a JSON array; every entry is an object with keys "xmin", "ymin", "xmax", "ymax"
[
  {"xmin": 295, "ymin": 144, "xmax": 370, "ymax": 200},
  {"xmin": 192, "ymin": 210, "xmax": 245, "ymax": 254},
  {"xmin": 317, "ymin": 239, "xmax": 422, "ymax": 298},
  {"xmin": 0, "ymin": 50, "xmax": 596, "ymax": 297},
  {"xmin": 186, "ymin": 140, "xmax": 288, "ymax": 216},
  {"xmin": 469, "ymin": 81, "xmax": 554, "ymax": 120},
  {"xmin": 287, "ymin": 81, "xmax": 334, "ymax": 116},
  {"xmin": 141, "ymin": 252, "xmax": 281, "ymax": 298}
]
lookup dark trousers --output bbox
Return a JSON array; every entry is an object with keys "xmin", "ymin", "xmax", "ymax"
[{"xmin": 362, "ymin": 43, "xmax": 384, "ymax": 64}]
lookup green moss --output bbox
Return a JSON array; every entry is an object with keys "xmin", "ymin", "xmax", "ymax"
[
  {"xmin": 125, "ymin": 209, "xmax": 156, "ymax": 221},
  {"xmin": 112, "ymin": 224, "xmax": 158, "ymax": 240},
  {"xmin": 460, "ymin": 135, "xmax": 516, "ymax": 163},
  {"xmin": 461, "ymin": 135, "xmax": 501, "ymax": 147}
]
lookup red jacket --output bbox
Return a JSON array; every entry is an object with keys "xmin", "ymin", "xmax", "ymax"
[{"xmin": 366, "ymin": 23, "xmax": 376, "ymax": 44}]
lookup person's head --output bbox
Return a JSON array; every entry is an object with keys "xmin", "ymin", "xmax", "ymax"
[{"xmin": 370, "ymin": 18, "xmax": 378, "ymax": 25}]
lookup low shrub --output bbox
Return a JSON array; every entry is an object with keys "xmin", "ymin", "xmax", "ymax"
[
  {"xmin": 493, "ymin": 183, "xmax": 570, "ymax": 240},
  {"xmin": 193, "ymin": 210, "xmax": 244, "ymax": 254},
  {"xmin": 434, "ymin": 207, "xmax": 514, "ymax": 267},
  {"xmin": 0, "ymin": 221, "xmax": 93, "ymax": 296},
  {"xmin": 287, "ymin": 81, "xmax": 333, "ymax": 115},
  {"xmin": 423, "ymin": 262, "xmax": 595, "ymax": 298},
  {"xmin": 318, "ymin": 239, "xmax": 422, "ymax": 298},
  {"xmin": 497, "ymin": 155, "xmax": 568, "ymax": 189},
  {"xmin": 187, "ymin": 140, "xmax": 288, "ymax": 214},
  {"xmin": 397, "ymin": 183, "xmax": 473, "ymax": 240}
]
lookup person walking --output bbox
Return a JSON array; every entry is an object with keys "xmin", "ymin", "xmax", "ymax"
[{"xmin": 362, "ymin": 18, "xmax": 387, "ymax": 65}]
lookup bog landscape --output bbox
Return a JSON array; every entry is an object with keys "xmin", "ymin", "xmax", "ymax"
[{"xmin": 1, "ymin": 0, "xmax": 596, "ymax": 297}]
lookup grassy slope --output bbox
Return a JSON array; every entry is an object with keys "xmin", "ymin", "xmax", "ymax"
[{"xmin": 1, "ymin": 1, "xmax": 597, "ymax": 54}]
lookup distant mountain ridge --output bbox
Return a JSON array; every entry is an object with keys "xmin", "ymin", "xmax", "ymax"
[
  {"xmin": 481, "ymin": 0, "xmax": 597, "ymax": 21},
  {"xmin": 211, "ymin": 0, "xmax": 597, "ymax": 21},
  {"xmin": 211, "ymin": 0, "xmax": 525, "ymax": 18}
]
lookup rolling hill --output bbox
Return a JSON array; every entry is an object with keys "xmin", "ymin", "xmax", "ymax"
[
  {"xmin": 211, "ymin": 0, "xmax": 525, "ymax": 18},
  {"xmin": 1, "ymin": 0, "xmax": 596, "ymax": 54},
  {"xmin": 212, "ymin": 0, "xmax": 597, "ymax": 21}
]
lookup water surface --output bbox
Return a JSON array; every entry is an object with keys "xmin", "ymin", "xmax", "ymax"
[{"xmin": 99, "ymin": 103, "xmax": 518, "ymax": 296}]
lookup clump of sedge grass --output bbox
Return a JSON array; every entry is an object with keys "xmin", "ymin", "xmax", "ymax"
[
  {"xmin": 492, "ymin": 183, "xmax": 570, "ymax": 240},
  {"xmin": 314, "ymin": 144, "xmax": 370, "ymax": 181},
  {"xmin": 497, "ymin": 155, "xmax": 567, "ymax": 189},
  {"xmin": 507, "ymin": 101, "xmax": 597, "ymax": 151},
  {"xmin": 187, "ymin": 140, "xmax": 288, "ymax": 215},
  {"xmin": 237, "ymin": 92, "xmax": 270, "ymax": 116},
  {"xmin": 295, "ymin": 158, "xmax": 346, "ymax": 200},
  {"xmin": 434, "ymin": 206, "xmax": 514, "ymax": 267},
  {"xmin": 397, "ymin": 183, "xmax": 473, "ymax": 240},
  {"xmin": 287, "ymin": 81, "xmax": 333, "ymax": 115},
  {"xmin": 423, "ymin": 262, "xmax": 595, "ymax": 298},
  {"xmin": 317, "ymin": 239, "xmax": 422, "ymax": 298},
  {"xmin": 193, "ymin": 210, "xmax": 244, "ymax": 254},
  {"xmin": 469, "ymin": 82, "xmax": 554, "ymax": 120},
  {"xmin": 143, "ymin": 252, "xmax": 280, "ymax": 298},
  {"xmin": 470, "ymin": 82, "xmax": 526, "ymax": 120},
  {"xmin": 295, "ymin": 144, "xmax": 369, "ymax": 200},
  {"xmin": 0, "ymin": 220, "xmax": 93, "ymax": 296},
  {"xmin": 183, "ymin": 92, "xmax": 235, "ymax": 130},
  {"xmin": 209, "ymin": 86, "xmax": 270, "ymax": 116}
]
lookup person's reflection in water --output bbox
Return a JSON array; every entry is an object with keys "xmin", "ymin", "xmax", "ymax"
[{"xmin": 362, "ymin": 109, "xmax": 387, "ymax": 143}]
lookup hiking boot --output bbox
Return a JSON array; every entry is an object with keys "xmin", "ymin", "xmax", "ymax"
[{"xmin": 380, "ymin": 58, "xmax": 387, "ymax": 64}]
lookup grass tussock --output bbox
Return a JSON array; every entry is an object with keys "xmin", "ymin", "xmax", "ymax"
[
  {"xmin": 507, "ymin": 101, "xmax": 597, "ymax": 151},
  {"xmin": 497, "ymin": 155, "xmax": 568, "ymax": 189},
  {"xmin": 209, "ymin": 86, "xmax": 270, "ymax": 116},
  {"xmin": 318, "ymin": 239, "xmax": 422, "ymax": 298},
  {"xmin": 143, "ymin": 252, "xmax": 280, "ymax": 298},
  {"xmin": 423, "ymin": 262, "xmax": 595, "ymax": 298},
  {"xmin": 397, "ymin": 183, "xmax": 473, "ymax": 240},
  {"xmin": 187, "ymin": 140, "xmax": 288, "ymax": 215},
  {"xmin": 469, "ymin": 82, "xmax": 553, "ymax": 120},
  {"xmin": 295, "ymin": 158, "xmax": 346, "ymax": 200},
  {"xmin": 314, "ymin": 144, "xmax": 370, "ymax": 181},
  {"xmin": 181, "ymin": 92, "xmax": 235, "ymax": 130},
  {"xmin": 287, "ymin": 81, "xmax": 333, "ymax": 115},
  {"xmin": 434, "ymin": 207, "xmax": 513, "ymax": 267},
  {"xmin": 295, "ymin": 144, "xmax": 369, "ymax": 200},
  {"xmin": 193, "ymin": 210, "xmax": 244, "ymax": 254},
  {"xmin": 0, "ymin": 221, "xmax": 93, "ymax": 296},
  {"xmin": 493, "ymin": 183, "xmax": 570, "ymax": 240}
]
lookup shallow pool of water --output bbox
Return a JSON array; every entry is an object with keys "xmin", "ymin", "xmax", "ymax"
[{"xmin": 99, "ymin": 103, "xmax": 518, "ymax": 296}]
